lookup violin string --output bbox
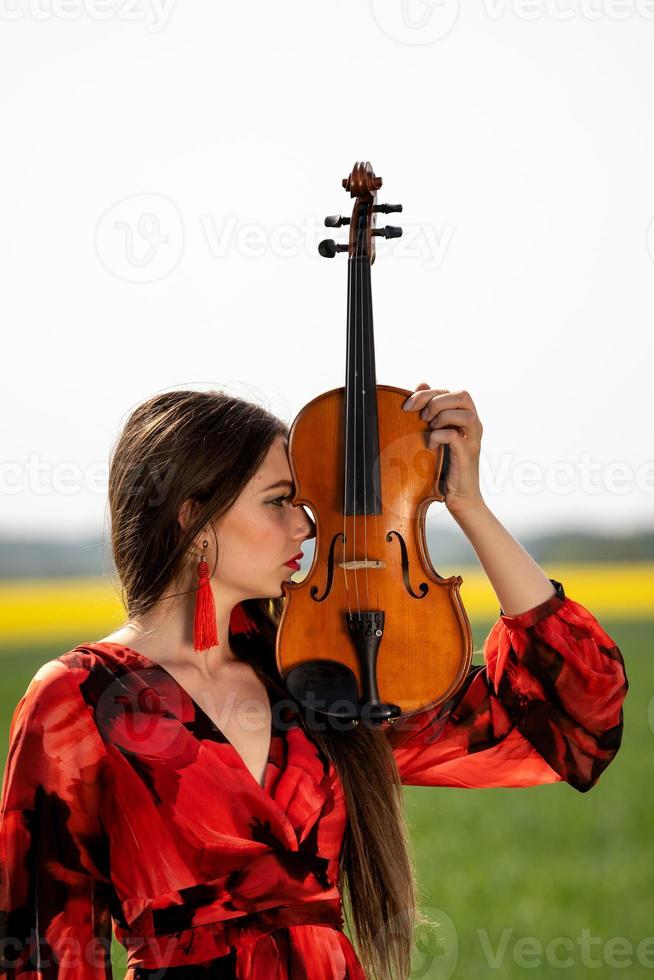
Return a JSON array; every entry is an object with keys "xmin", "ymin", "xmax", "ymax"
[
  {"xmin": 365, "ymin": 209, "xmax": 378, "ymax": 615},
  {"xmin": 360, "ymin": 206, "xmax": 370, "ymax": 613},
  {"xmin": 343, "ymin": 255, "xmax": 352, "ymax": 618},
  {"xmin": 344, "ymin": 197, "xmax": 378, "ymax": 631},
  {"xmin": 351, "ymin": 213, "xmax": 361, "ymax": 615}
]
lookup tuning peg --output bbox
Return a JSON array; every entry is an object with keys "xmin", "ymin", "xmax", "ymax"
[
  {"xmin": 373, "ymin": 204, "xmax": 403, "ymax": 214},
  {"xmin": 318, "ymin": 239, "xmax": 349, "ymax": 258},
  {"xmin": 372, "ymin": 225, "xmax": 403, "ymax": 239},
  {"xmin": 324, "ymin": 215, "xmax": 351, "ymax": 227}
]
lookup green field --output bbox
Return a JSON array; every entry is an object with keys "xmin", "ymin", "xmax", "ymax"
[{"xmin": 0, "ymin": 618, "xmax": 649, "ymax": 978}]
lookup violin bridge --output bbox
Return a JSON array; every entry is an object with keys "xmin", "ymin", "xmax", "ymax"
[{"xmin": 338, "ymin": 559, "xmax": 386, "ymax": 570}]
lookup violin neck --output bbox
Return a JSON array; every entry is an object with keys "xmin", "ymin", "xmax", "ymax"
[{"xmin": 344, "ymin": 255, "xmax": 382, "ymax": 516}]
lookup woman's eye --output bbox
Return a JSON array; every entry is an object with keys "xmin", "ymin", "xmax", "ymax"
[{"xmin": 268, "ymin": 495, "xmax": 292, "ymax": 507}]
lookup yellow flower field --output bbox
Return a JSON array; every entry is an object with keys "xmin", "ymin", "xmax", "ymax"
[{"xmin": 0, "ymin": 562, "xmax": 651, "ymax": 645}]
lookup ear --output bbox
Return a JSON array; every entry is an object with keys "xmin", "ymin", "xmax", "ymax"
[{"xmin": 177, "ymin": 497, "xmax": 203, "ymax": 537}]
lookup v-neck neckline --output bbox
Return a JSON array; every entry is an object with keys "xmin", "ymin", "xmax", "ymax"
[{"xmin": 92, "ymin": 641, "xmax": 274, "ymax": 792}]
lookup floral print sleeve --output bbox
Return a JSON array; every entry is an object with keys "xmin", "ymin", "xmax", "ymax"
[
  {"xmin": 0, "ymin": 660, "xmax": 113, "ymax": 977},
  {"xmin": 386, "ymin": 579, "xmax": 628, "ymax": 793}
]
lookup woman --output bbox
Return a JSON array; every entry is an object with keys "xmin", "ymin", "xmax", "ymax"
[{"xmin": 0, "ymin": 384, "xmax": 628, "ymax": 979}]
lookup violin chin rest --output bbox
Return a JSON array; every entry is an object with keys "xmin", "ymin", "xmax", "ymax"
[{"xmin": 283, "ymin": 659, "xmax": 360, "ymax": 727}]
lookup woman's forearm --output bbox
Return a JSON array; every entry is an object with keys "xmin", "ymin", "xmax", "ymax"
[{"xmin": 448, "ymin": 501, "xmax": 556, "ymax": 617}]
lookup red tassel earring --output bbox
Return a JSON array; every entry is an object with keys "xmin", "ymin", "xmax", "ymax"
[
  {"xmin": 230, "ymin": 601, "xmax": 258, "ymax": 638},
  {"xmin": 193, "ymin": 540, "xmax": 219, "ymax": 653}
]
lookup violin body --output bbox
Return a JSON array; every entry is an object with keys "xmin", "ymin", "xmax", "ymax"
[
  {"xmin": 276, "ymin": 161, "xmax": 473, "ymax": 727},
  {"xmin": 278, "ymin": 383, "xmax": 473, "ymax": 720}
]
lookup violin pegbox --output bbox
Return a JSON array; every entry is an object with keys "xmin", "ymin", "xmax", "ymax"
[{"xmin": 318, "ymin": 160, "xmax": 403, "ymax": 265}]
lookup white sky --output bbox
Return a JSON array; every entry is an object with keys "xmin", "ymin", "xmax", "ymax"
[{"xmin": 1, "ymin": 0, "xmax": 652, "ymax": 541}]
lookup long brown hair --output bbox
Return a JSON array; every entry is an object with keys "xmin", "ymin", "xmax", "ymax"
[{"xmin": 107, "ymin": 388, "xmax": 428, "ymax": 980}]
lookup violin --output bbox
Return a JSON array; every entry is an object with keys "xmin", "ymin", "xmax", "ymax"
[{"xmin": 276, "ymin": 161, "xmax": 472, "ymax": 731}]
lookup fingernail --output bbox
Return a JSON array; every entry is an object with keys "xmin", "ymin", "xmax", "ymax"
[{"xmin": 402, "ymin": 396, "xmax": 415, "ymax": 411}]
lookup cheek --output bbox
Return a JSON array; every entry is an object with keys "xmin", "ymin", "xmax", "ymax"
[
  {"xmin": 252, "ymin": 509, "xmax": 287, "ymax": 550},
  {"xmin": 267, "ymin": 512, "xmax": 296, "ymax": 551},
  {"xmin": 223, "ymin": 507, "xmax": 276, "ymax": 555},
  {"xmin": 230, "ymin": 505, "xmax": 291, "ymax": 561}
]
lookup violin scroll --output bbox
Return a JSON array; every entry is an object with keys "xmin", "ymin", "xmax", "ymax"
[{"xmin": 318, "ymin": 160, "xmax": 404, "ymax": 265}]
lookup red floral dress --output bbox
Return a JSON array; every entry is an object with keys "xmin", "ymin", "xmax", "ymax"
[{"xmin": 0, "ymin": 579, "xmax": 628, "ymax": 978}]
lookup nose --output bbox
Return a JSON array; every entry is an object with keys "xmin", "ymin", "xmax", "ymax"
[{"xmin": 296, "ymin": 504, "xmax": 316, "ymax": 541}]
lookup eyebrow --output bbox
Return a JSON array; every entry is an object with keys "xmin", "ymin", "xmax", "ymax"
[{"xmin": 262, "ymin": 479, "xmax": 295, "ymax": 493}]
